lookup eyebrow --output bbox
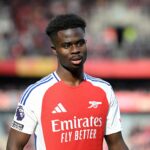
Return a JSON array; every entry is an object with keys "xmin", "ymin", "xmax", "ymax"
[{"xmin": 61, "ymin": 38, "xmax": 85, "ymax": 45}]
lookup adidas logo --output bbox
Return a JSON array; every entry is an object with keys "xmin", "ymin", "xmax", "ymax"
[{"xmin": 52, "ymin": 103, "xmax": 67, "ymax": 114}]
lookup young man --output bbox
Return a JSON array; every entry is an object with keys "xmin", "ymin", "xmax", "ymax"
[{"xmin": 7, "ymin": 14, "xmax": 128, "ymax": 150}]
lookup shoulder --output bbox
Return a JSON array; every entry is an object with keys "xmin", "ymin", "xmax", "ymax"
[
  {"xmin": 84, "ymin": 73, "xmax": 117, "ymax": 105},
  {"xmin": 84, "ymin": 73, "xmax": 114, "ymax": 97},
  {"xmin": 20, "ymin": 72, "xmax": 57, "ymax": 105},
  {"xmin": 84, "ymin": 73, "xmax": 111, "ymax": 87}
]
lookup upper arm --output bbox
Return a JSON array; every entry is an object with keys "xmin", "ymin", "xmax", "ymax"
[
  {"xmin": 105, "ymin": 87, "xmax": 122, "ymax": 135},
  {"xmin": 6, "ymin": 83, "xmax": 40, "ymax": 150},
  {"xmin": 105, "ymin": 131, "xmax": 129, "ymax": 150},
  {"xmin": 105, "ymin": 88, "xmax": 128, "ymax": 149},
  {"xmin": 6, "ymin": 128, "xmax": 31, "ymax": 150}
]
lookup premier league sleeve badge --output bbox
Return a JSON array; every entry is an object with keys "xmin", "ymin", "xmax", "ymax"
[{"xmin": 15, "ymin": 105, "xmax": 25, "ymax": 121}]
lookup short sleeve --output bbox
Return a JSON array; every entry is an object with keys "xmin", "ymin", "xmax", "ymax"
[
  {"xmin": 105, "ymin": 87, "xmax": 122, "ymax": 135},
  {"xmin": 11, "ymin": 102, "xmax": 37, "ymax": 134}
]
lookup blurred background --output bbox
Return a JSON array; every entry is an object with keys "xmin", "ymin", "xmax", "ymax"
[{"xmin": 0, "ymin": 0, "xmax": 150, "ymax": 149}]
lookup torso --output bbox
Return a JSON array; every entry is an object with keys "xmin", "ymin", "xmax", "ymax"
[
  {"xmin": 12, "ymin": 72, "xmax": 113, "ymax": 150},
  {"xmin": 41, "ymin": 75, "xmax": 109, "ymax": 150}
]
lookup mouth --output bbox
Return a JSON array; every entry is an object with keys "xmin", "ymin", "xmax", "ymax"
[
  {"xmin": 70, "ymin": 56, "xmax": 83, "ymax": 65},
  {"xmin": 71, "ymin": 59, "xmax": 82, "ymax": 65}
]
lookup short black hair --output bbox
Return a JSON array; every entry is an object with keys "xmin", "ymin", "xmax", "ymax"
[{"xmin": 46, "ymin": 14, "xmax": 86, "ymax": 42}]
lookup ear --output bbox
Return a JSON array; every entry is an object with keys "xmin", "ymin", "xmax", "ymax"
[{"xmin": 51, "ymin": 46, "xmax": 57, "ymax": 55}]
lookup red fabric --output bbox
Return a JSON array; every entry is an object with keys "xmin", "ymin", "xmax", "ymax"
[{"xmin": 41, "ymin": 81, "xmax": 109, "ymax": 150}]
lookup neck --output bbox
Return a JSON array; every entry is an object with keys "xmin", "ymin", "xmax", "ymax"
[{"xmin": 56, "ymin": 67, "xmax": 84, "ymax": 86}]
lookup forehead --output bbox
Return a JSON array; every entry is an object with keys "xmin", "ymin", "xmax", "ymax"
[{"xmin": 56, "ymin": 28, "xmax": 85, "ymax": 42}]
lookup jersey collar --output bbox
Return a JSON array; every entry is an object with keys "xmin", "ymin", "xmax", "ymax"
[{"xmin": 52, "ymin": 71, "xmax": 87, "ymax": 82}]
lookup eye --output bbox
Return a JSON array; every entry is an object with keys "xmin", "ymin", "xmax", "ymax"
[
  {"xmin": 76, "ymin": 39, "xmax": 86, "ymax": 47},
  {"xmin": 62, "ymin": 42, "xmax": 72, "ymax": 49}
]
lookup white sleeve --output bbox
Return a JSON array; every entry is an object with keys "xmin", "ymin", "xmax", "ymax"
[
  {"xmin": 11, "ymin": 101, "xmax": 37, "ymax": 134},
  {"xmin": 105, "ymin": 87, "xmax": 122, "ymax": 135}
]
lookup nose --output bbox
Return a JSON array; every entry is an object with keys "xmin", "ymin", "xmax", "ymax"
[{"xmin": 71, "ymin": 44, "xmax": 80, "ymax": 54}]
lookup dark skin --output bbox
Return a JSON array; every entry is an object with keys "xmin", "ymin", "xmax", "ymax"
[
  {"xmin": 6, "ymin": 27, "xmax": 128, "ymax": 150},
  {"xmin": 53, "ymin": 28, "xmax": 87, "ymax": 86}
]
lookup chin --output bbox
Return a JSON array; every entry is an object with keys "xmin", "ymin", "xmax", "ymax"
[{"xmin": 70, "ymin": 65, "xmax": 83, "ymax": 72}]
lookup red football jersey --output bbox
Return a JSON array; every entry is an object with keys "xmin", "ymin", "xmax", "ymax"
[{"xmin": 11, "ymin": 72, "xmax": 122, "ymax": 150}]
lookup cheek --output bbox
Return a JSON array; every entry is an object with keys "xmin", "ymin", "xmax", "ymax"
[
  {"xmin": 58, "ymin": 49, "xmax": 68, "ymax": 57},
  {"xmin": 82, "ymin": 47, "xmax": 87, "ymax": 56},
  {"xmin": 57, "ymin": 48, "xmax": 69, "ymax": 56},
  {"xmin": 57, "ymin": 52, "xmax": 68, "ymax": 64}
]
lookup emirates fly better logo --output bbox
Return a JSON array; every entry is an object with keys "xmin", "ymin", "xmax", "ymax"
[{"xmin": 51, "ymin": 102, "xmax": 103, "ymax": 143}]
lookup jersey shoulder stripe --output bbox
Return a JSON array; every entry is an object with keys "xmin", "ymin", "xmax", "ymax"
[
  {"xmin": 85, "ymin": 74, "xmax": 110, "ymax": 86},
  {"xmin": 20, "ymin": 74, "xmax": 54, "ymax": 105},
  {"xmin": 34, "ymin": 134, "xmax": 37, "ymax": 150},
  {"xmin": 52, "ymin": 72, "xmax": 60, "ymax": 81}
]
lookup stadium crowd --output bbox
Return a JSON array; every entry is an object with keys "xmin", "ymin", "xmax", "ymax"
[{"xmin": 0, "ymin": 0, "xmax": 150, "ymax": 59}]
